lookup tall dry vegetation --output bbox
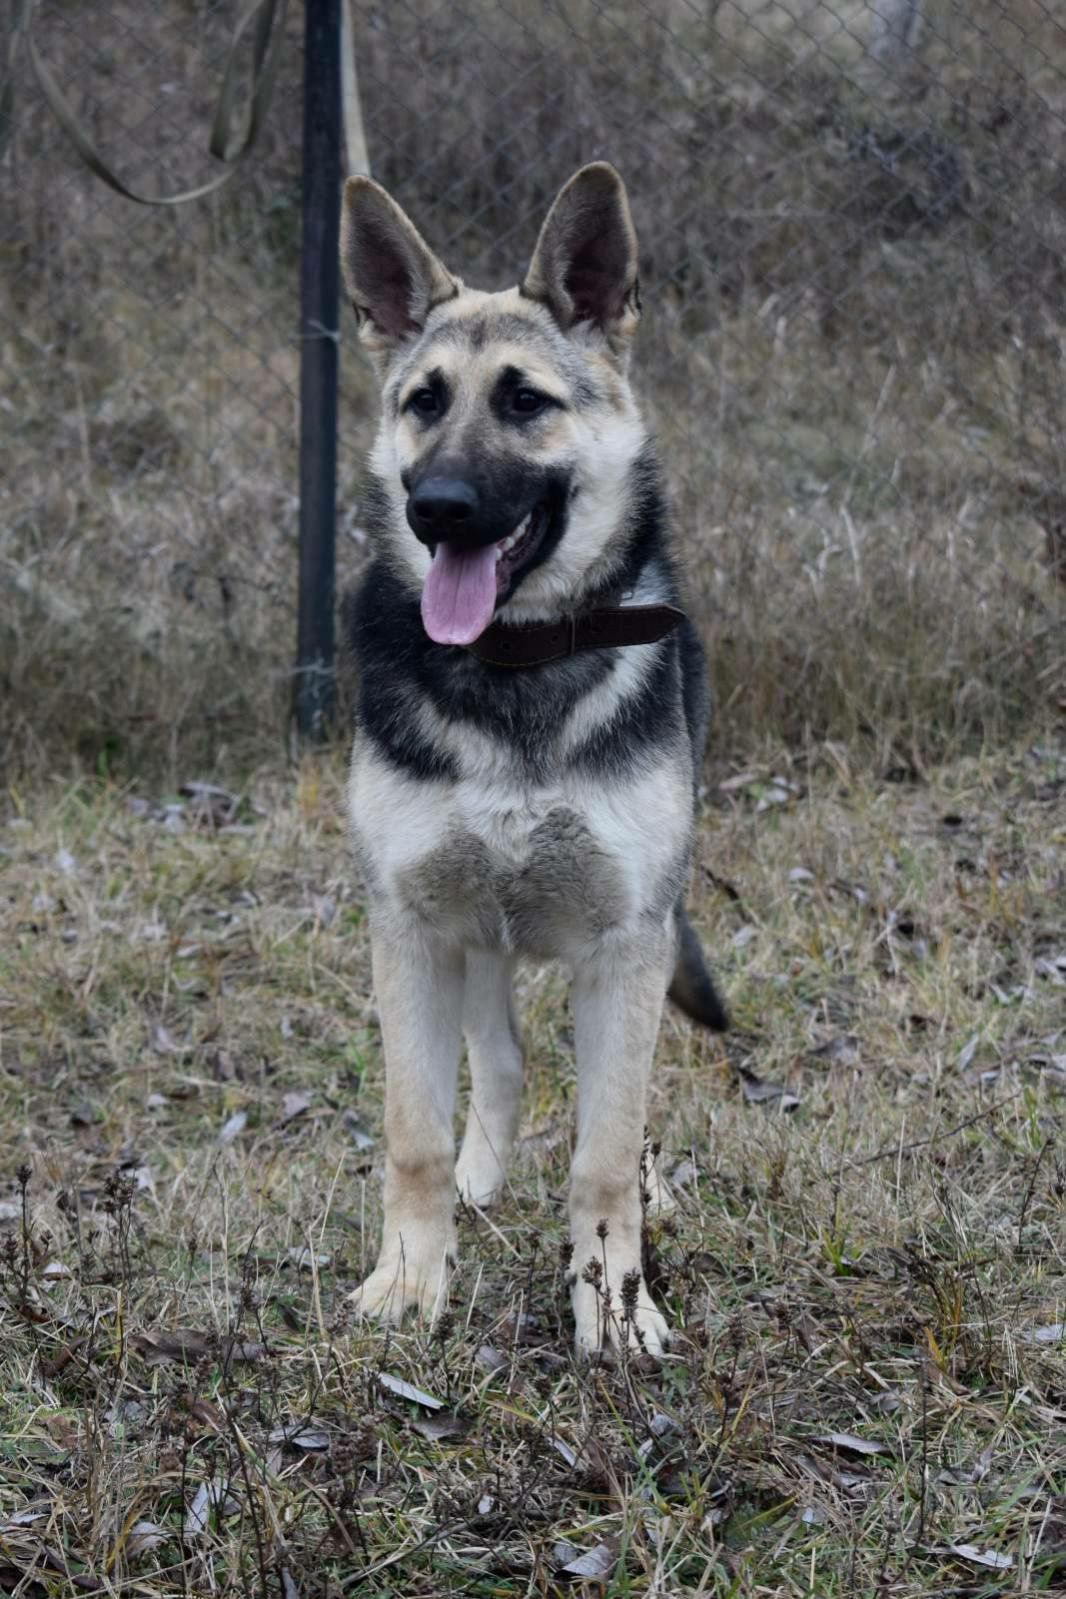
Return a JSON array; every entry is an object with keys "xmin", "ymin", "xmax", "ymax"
[{"xmin": 1, "ymin": 0, "xmax": 1063, "ymax": 781}]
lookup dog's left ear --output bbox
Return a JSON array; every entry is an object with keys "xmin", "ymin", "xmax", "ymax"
[{"xmin": 522, "ymin": 163, "xmax": 640, "ymax": 356}]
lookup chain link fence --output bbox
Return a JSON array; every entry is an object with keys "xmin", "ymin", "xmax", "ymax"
[{"xmin": 2, "ymin": 0, "xmax": 1064, "ymax": 777}]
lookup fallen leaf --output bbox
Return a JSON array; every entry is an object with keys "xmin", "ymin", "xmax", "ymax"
[
  {"xmin": 834, "ymin": 1468, "xmax": 871, "ymax": 1489},
  {"xmin": 279, "ymin": 1092, "xmax": 312, "ymax": 1125},
  {"xmin": 378, "ymin": 1372, "xmax": 444, "ymax": 1409},
  {"xmin": 179, "ymin": 782, "xmax": 242, "ymax": 828},
  {"xmin": 811, "ymin": 1431, "xmax": 894, "ymax": 1458},
  {"xmin": 311, "ymin": 894, "xmax": 336, "ymax": 926},
  {"xmin": 286, "ymin": 1246, "xmax": 331, "ymax": 1270},
  {"xmin": 957, "ymin": 1034, "xmax": 981, "ymax": 1072},
  {"xmin": 755, "ymin": 784, "xmax": 791, "ymax": 812},
  {"xmin": 153, "ymin": 1023, "xmax": 187, "ymax": 1054},
  {"xmin": 126, "ymin": 1520, "xmax": 168, "ymax": 1556},
  {"xmin": 740, "ymin": 1070, "xmax": 801, "ymax": 1111},
  {"xmin": 0, "ymin": 1510, "xmax": 47, "ymax": 1529},
  {"xmin": 217, "ymin": 1109, "xmax": 248, "ymax": 1145},
  {"xmin": 131, "ymin": 1328, "xmax": 263, "ymax": 1367},
  {"xmin": 131, "ymin": 1328, "xmax": 213, "ymax": 1365},
  {"xmin": 560, "ymin": 1542, "xmax": 615, "ymax": 1579},
  {"xmin": 183, "ymin": 1481, "xmax": 212, "ymax": 1541},
  {"xmin": 408, "ymin": 1409, "xmax": 469, "ymax": 1441},
  {"xmin": 220, "ymin": 1337, "xmax": 266, "ymax": 1363},
  {"xmin": 1023, "ymin": 1323, "xmax": 1064, "ymax": 1344},
  {"xmin": 810, "ymin": 1036, "xmax": 859, "ymax": 1066},
  {"xmin": 342, "ymin": 1110, "xmax": 375, "ymax": 1150},
  {"xmin": 268, "ymin": 1423, "xmax": 330, "ymax": 1451},
  {"xmin": 947, "ymin": 1544, "xmax": 1014, "ymax": 1571}
]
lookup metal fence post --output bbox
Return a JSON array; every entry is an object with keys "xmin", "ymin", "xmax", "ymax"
[{"xmin": 295, "ymin": 0, "xmax": 341, "ymax": 742}]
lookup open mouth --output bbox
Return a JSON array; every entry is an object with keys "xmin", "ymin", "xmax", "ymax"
[
  {"xmin": 420, "ymin": 502, "xmax": 551, "ymax": 646},
  {"xmin": 493, "ymin": 503, "xmax": 550, "ymax": 594}
]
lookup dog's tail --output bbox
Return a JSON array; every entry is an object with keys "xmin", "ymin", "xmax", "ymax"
[{"xmin": 669, "ymin": 906, "xmax": 729, "ymax": 1032}]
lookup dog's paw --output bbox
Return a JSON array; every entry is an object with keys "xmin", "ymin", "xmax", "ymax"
[
  {"xmin": 348, "ymin": 1253, "xmax": 450, "ymax": 1325},
  {"xmin": 571, "ymin": 1275, "xmax": 671, "ymax": 1362},
  {"xmin": 454, "ymin": 1153, "xmax": 506, "ymax": 1209}
]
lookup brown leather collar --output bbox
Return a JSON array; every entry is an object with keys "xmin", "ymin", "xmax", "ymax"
[{"xmin": 463, "ymin": 603, "xmax": 685, "ymax": 668}]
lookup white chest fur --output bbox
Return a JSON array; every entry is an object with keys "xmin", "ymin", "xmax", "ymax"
[{"xmin": 349, "ymin": 735, "xmax": 691, "ymax": 958}]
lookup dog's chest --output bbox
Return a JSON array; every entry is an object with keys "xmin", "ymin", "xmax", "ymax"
[
  {"xmin": 352, "ymin": 748, "xmax": 688, "ymax": 957},
  {"xmin": 402, "ymin": 788, "xmax": 627, "ymax": 956}
]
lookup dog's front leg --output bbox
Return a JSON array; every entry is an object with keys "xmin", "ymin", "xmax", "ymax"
[
  {"xmin": 569, "ymin": 928, "xmax": 672, "ymax": 1358},
  {"xmin": 350, "ymin": 917, "xmax": 463, "ymax": 1324}
]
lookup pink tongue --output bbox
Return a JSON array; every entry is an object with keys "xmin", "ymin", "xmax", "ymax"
[{"xmin": 420, "ymin": 542, "xmax": 499, "ymax": 645}]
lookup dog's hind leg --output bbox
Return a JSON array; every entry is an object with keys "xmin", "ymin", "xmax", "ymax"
[
  {"xmin": 350, "ymin": 918, "xmax": 463, "ymax": 1324},
  {"xmin": 455, "ymin": 952, "xmax": 523, "ymax": 1207}
]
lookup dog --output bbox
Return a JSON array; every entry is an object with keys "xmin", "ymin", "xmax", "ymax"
[{"xmin": 340, "ymin": 162, "xmax": 726, "ymax": 1357}]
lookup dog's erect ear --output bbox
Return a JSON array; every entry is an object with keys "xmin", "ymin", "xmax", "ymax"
[
  {"xmin": 340, "ymin": 177, "xmax": 459, "ymax": 364},
  {"xmin": 522, "ymin": 163, "xmax": 640, "ymax": 353}
]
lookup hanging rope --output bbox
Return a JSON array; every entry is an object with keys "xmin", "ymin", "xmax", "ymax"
[{"xmin": 0, "ymin": 0, "xmax": 287, "ymax": 205}]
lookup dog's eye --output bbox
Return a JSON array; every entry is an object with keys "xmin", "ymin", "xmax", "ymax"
[
  {"xmin": 408, "ymin": 387, "xmax": 441, "ymax": 417},
  {"xmin": 510, "ymin": 388, "xmax": 549, "ymax": 417}
]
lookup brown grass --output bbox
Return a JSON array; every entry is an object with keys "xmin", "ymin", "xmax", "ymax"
[
  {"xmin": 1, "ymin": 0, "xmax": 1064, "ymax": 782},
  {"xmin": 1, "ymin": 737, "xmax": 1064, "ymax": 1593}
]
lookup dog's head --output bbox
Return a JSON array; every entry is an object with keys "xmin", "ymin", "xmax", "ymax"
[{"xmin": 341, "ymin": 164, "xmax": 648, "ymax": 644}]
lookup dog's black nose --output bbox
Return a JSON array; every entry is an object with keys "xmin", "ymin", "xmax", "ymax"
[{"xmin": 407, "ymin": 477, "xmax": 480, "ymax": 543}]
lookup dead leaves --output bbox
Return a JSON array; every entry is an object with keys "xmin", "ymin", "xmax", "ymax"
[
  {"xmin": 377, "ymin": 1371, "xmax": 446, "ymax": 1409},
  {"xmin": 715, "ymin": 771, "xmax": 803, "ymax": 813},
  {"xmin": 408, "ymin": 1410, "xmax": 469, "ymax": 1443},
  {"xmin": 1022, "ymin": 1322, "xmax": 1065, "ymax": 1345},
  {"xmin": 129, "ymin": 1329, "xmax": 267, "ymax": 1367},
  {"xmin": 809, "ymin": 1430, "xmax": 896, "ymax": 1460},
  {"xmin": 738, "ymin": 1068, "xmax": 801, "ymax": 1111},
  {"xmin": 556, "ymin": 1540, "xmax": 616, "ymax": 1580},
  {"xmin": 126, "ymin": 783, "xmax": 260, "ymax": 835},
  {"xmin": 942, "ymin": 1543, "xmax": 1014, "ymax": 1572},
  {"xmin": 216, "ymin": 1108, "xmax": 248, "ymax": 1146},
  {"xmin": 278, "ymin": 1090, "xmax": 312, "ymax": 1125},
  {"xmin": 268, "ymin": 1422, "xmax": 331, "ymax": 1452}
]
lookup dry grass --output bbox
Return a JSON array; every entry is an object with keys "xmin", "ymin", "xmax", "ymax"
[{"xmin": 2, "ymin": 736, "xmax": 1064, "ymax": 1594}]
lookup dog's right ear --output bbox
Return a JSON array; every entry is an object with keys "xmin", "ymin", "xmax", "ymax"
[{"xmin": 340, "ymin": 178, "xmax": 459, "ymax": 367}]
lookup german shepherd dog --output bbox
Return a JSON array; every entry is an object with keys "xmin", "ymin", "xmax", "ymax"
[{"xmin": 340, "ymin": 163, "xmax": 726, "ymax": 1357}]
